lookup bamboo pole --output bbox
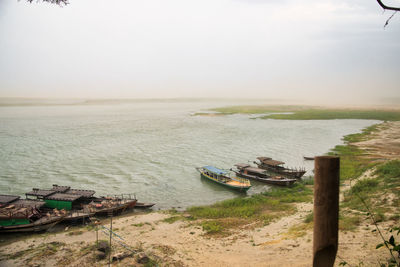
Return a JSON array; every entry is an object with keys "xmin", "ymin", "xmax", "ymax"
[{"xmin": 313, "ymin": 156, "xmax": 340, "ymax": 267}]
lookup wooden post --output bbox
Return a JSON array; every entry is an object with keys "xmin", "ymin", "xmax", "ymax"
[
  {"xmin": 313, "ymin": 156, "xmax": 340, "ymax": 267},
  {"xmin": 109, "ymin": 216, "xmax": 112, "ymax": 267}
]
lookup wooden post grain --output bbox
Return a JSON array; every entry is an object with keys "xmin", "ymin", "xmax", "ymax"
[{"xmin": 313, "ymin": 156, "xmax": 340, "ymax": 267}]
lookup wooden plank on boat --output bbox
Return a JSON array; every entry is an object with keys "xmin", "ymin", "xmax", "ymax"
[
  {"xmin": 45, "ymin": 193, "xmax": 82, "ymax": 202},
  {"xmin": 26, "ymin": 189, "xmax": 56, "ymax": 198},
  {"xmin": 0, "ymin": 195, "xmax": 20, "ymax": 204},
  {"xmin": 52, "ymin": 185, "xmax": 71, "ymax": 193}
]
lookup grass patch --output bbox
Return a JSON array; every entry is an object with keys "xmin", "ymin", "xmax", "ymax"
[
  {"xmin": 8, "ymin": 242, "xmax": 66, "ymax": 263},
  {"xmin": 187, "ymin": 181, "xmax": 312, "ymax": 236},
  {"xmin": 206, "ymin": 105, "xmax": 400, "ymax": 121},
  {"xmin": 304, "ymin": 212, "xmax": 313, "ymax": 224},
  {"xmin": 328, "ymin": 143, "xmax": 376, "ymax": 181},
  {"xmin": 131, "ymin": 223, "xmax": 144, "ymax": 227},
  {"xmin": 263, "ymin": 109, "xmax": 400, "ymax": 121},
  {"xmin": 201, "ymin": 221, "xmax": 223, "ymax": 234},
  {"xmin": 285, "ymin": 222, "xmax": 313, "ymax": 239},
  {"xmin": 67, "ymin": 230, "xmax": 84, "ymax": 236},
  {"xmin": 339, "ymin": 214, "xmax": 361, "ymax": 231},
  {"xmin": 162, "ymin": 216, "xmax": 182, "ymax": 224},
  {"xmin": 343, "ymin": 124, "xmax": 380, "ymax": 143},
  {"xmin": 375, "ymin": 160, "xmax": 400, "ymax": 180}
]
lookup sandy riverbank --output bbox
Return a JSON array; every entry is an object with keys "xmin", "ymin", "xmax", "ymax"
[{"xmin": 1, "ymin": 122, "xmax": 399, "ymax": 267}]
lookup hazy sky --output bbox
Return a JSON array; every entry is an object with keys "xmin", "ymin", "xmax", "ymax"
[{"xmin": 0, "ymin": 0, "xmax": 399, "ymax": 103}]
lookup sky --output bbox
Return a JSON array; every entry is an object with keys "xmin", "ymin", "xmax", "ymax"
[{"xmin": 0, "ymin": 0, "xmax": 399, "ymax": 104}]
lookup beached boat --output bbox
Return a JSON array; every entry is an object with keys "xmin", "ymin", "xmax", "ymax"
[
  {"xmin": 196, "ymin": 166, "xmax": 251, "ymax": 192},
  {"xmin": 303, "ymin": 156, "xmax": 315, "ymax": 160},
  {"xmin": 0, "ymin": 195, "xmax": 65, "ymax": 233},
  {"xmin": 254, "ymin": 157, "xmax": 306, "ymax": 179},
  {"xmin": 135, "ymin": 202, "xmax": 156, "ymax": 209},
  {"xmin": 233, "ymin": 163, "xmax": 296, "ymax": 186}
]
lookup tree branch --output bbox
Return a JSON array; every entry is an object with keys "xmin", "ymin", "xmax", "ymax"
[
  {"xmin": 26, "ymin": 0, "xmax": 69, "ymax": 6},
  {"xmin": 376, "ymin": 0, "xmax": 400, "ymax": 11}
]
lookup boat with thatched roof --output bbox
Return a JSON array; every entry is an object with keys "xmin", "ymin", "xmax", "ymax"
[{"xmin": 254, "ymin": 157, "xmax": 306, "ymax": 179}]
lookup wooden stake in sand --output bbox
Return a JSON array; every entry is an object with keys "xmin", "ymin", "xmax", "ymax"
[{"xmin": 313, "ymin": 156, "xmax": 340, "ymax": 267}]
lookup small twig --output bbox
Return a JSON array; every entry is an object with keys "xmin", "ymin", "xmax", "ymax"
[
  {"xmin": 384, "ymin": 11, "xmax": 398, "ymax": 28},
  {"xmin": 355, "ymin": 192, "xmax": 399, "ymax": 266}
]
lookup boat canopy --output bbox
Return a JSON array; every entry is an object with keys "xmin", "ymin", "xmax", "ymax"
[
  {"xmin": 66, "ymin": 189, "xmax": 96, "ymax": 198},
  {"xmin": 204, "ymin": 166, "xmax": 228, "ymax": 175},
  {"xmin": 0, "ymin": 195, "xmax": 20, "ymax": 205},
  {"xmin": 245, "ymin": 167, "xmax": 268, "ymax": 174},
  {"xmin": 257, "ymin": 157, "xmax": 272, "ymax": 161},
  {"xmin": 259, "ymin": 158, "xmax": 285, "ymax": 166},
  {"xmin": 52, "ymin": 185, "xmax": 71, "ymax": 193},
  {"xmin": 26, "ymin": 189, "xmax": 56, "ymax": 198},
  {"xmin": 11, "ymin": 199, "xmax": 46, "ymax": 209},
  {"xmin": 45, "ymin": 193, "xmax": 82, "ymax": 202},
  {"xmin": 234, "ymin": 163, "xmax": 250, "ymax": 169}
]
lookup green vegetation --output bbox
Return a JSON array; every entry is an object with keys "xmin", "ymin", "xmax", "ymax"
[
  {"xmin": 339, "ymin": 214, "xmax": 361, "ymax": 231},
  {"xmin": 304, "ymin": 212, "xmax": 314, "ymax": 224},
  {"xmin": 6, "ymin": 241, "xmax": 66, "ymax": 262},
  {"xmin": 264, "ymin": 110, "xmax": 400, "ymax": 121},
  {"xmin": 187, "ymin": 182, "xmax": 312, "ymax": 235},
  {"xmin": 67, "ymin": 230, "xmax": 84, "ymax": 236},
  {"xmin": 205, "ymin": 105, "xmax": 400, "ymax": 121},
  {"xmin": 162, "ymin": 216, "xmax": 182, "ymax": 224},
  {"xmin": 201, "ymin": 221, "xmax": 223, "ymax": 234},
  {"xmin": 327, "ymin": 124, "xmax": 381, "ymax": 181}
]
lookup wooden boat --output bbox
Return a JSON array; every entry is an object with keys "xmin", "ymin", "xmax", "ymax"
[
  {"xmin": 196, "ymin": 166, "xmax": 251, "ymax": 192},
  {"xmin": 303, "ymin": 156, "xmax": 315, "ymax": 160},
  {"xmin": 135, "ymin": 202, "xmax": 155, "ymax": 209},
  {"xmin": 233, "ymin": 163, "xmax": 296, "ymax": 186},
  {"xmin": 84, "ymin": 197, "xmax": 137, "ymax": 216},
  {"xmin": 0, "ymin": 196, "xmax": 65, "ymax": 233},
  {"xmin": 254, "ymin": 157, "xmax": 306, "ymax": 179},
  {"xmin": 26, "ymin": 185, "xmax": 137, "ymax": 217}
]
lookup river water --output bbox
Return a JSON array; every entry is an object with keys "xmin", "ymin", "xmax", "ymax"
[{"xmin": 0, "ymin": 100, "xmax": 378, "ymax": 209}]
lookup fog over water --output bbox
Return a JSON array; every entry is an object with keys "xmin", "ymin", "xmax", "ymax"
[{"xmin": 0, "ymin": 100, "xmax": 379, "ymax": 209}]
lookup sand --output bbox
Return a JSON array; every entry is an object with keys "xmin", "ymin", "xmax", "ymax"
[{"xmin": 1, "ymin": 122, "xmax": 399, "ymax": 267}]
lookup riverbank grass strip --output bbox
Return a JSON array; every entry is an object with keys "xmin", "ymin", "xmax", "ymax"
[
  {"xmin": 202, "ymin": 105, "xmax": 400, "ymax": 121},
  {"xmin": 187, "ymin": 182, "xmax": 312, "ymax": 236}
]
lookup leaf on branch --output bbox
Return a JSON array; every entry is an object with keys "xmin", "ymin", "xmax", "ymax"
[
  {"xmin": 376, "ymin": 243, "xmax": 385, "ymax": 249},
  {"xmin": 388, "ymin": 235, "xmax": 395, "ymax": 246}
]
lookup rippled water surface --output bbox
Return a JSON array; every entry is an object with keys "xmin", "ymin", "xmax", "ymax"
[{"xmin": 0, "ymin": 101, "xmax": 378, "ymax": 209}]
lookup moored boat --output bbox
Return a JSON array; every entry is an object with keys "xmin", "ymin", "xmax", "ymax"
[
  {"xmin": 0, "ymin": 195, "xmax": 65, "ymax": 233},
  {"xmin": 254, "ymin": 157, "xmax": 306, "ymax": 179},
  {"xmin": 135, "ymin": 202, "xmax": 156, "ymax": 209},
  {"xmin": 26, "ymin": 185, "xmax": 137, "ymax": 218},
  {"xmin": 233, "ymin": 163, "xmax": 296, "ymax": 186},
  {"xmin": 196, "ymin": 166, "xmax": 251, "ymax": 192}
]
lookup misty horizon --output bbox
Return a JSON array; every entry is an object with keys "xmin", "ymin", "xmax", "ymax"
[{"xmin": 0, "ymin": 0, "xmax": 399, "ymax": 105}]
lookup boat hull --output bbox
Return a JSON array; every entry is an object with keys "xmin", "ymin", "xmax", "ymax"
[
  {"xmin": 255, "ymin": 163, "xmax": 306, "ymax": 179},
  {"xmin": 236, "ymin": 172, "xmax": 296, "ymax": 186},
  {"xmin": 0, "ymin": 216, "xmax": 64, "ymax": 233},
  {"xmin": 200, "ymin": 173, "xmax": 251, "ymax": 192},
  {"xmin": 135, "ymin": 202, "xmax": 155, "ymax": 209}
]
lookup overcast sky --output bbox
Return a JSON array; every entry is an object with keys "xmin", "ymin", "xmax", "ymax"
[{"xmin": 0, "ymin": 0, "xmax": 399, "ymax": 104}]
